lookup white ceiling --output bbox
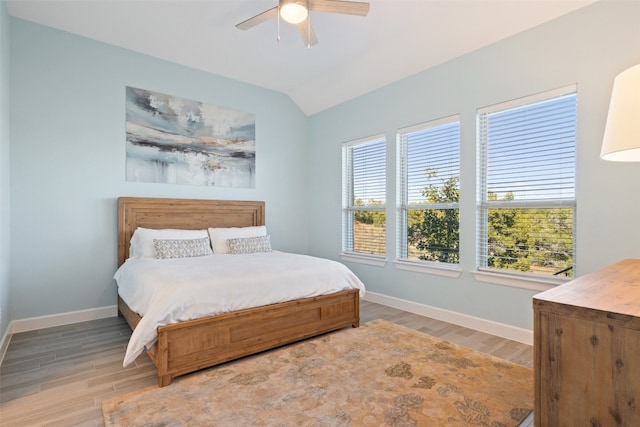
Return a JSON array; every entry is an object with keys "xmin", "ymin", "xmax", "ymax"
[{"xmin": 6, "ymin": 0, "xmax": 597, "ymax": 115}]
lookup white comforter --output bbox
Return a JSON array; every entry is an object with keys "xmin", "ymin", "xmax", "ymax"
[{"xmin": 114, "ymin": 251, "xmax": 365, "ymax": 366}]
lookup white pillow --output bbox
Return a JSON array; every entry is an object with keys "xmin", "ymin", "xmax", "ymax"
[
  {"xmin": 129, "ymin": 228, "xmax": 211, "ymax": 258},
  {"xmin": 208, "ymin": 226, "xmax": 267, "ymax": 254}
]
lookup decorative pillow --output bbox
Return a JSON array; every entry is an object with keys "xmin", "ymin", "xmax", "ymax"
[
  {"xmin": 130, "ymin": 228, "xmax": 211, "ymax": 258},
  {"xmin": 227, "ymin": 235, "xmax": 272, "ymax": 254},
  {"xmin": 153, "ymin": 237, "xmax": 213, "ymax": 259},
  {"xmin": 208, "ymin": 226, "xmax": 267, "ymax": 254}
]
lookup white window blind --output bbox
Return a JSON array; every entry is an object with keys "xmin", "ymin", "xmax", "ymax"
[
  {"xmin": 342, "ymin": 136, "xmax": 386, "ymax": 257},
  {"xmin": 477, "ymin": 86, "xmax": 576, "ymax": 277},
  {"xmin": 397, "ymin": 116, "xmax": 460, "ymax": 264}
]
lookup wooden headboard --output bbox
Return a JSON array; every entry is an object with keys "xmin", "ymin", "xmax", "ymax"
[{"xmin": 117, "ymin": 197, "xmax": 266, "ymax": 266}]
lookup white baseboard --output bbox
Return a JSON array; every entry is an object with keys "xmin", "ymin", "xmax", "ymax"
[
  {"xmin": 0, "ymin": 305, "xmax": 118, "ymax": 366},
  {"xmin": 9, "ymin": 305, "xmax": 118, "ymax": 334},
  {"xmin": 363, "ymin": 291, "xmax": 533, "ymax": 346},
  {"xmin": 0, "ymin": 324, "xmax": 10, "ymax": 366}
]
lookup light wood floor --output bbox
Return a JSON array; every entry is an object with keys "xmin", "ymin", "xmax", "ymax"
[{"xmin": 0, "ymin": 300, "xmax": 534, "ymax": 426}]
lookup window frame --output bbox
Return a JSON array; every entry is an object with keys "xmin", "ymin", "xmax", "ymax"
[
  {"xmin": 475, "ymin": 85, "xmax": 577, "ymax": 289},
  {"xmin": 341, "ymin": 134, "xmax": 387, "ymax": 266},
  {"xmin": 396, "ymin": 115, "xmax": 462, "ymax": 278}
]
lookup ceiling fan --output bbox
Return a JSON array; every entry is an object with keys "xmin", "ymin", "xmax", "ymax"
[{"xmin": 236, "ymin": 0, "xmax": 370, "ymax": 47}]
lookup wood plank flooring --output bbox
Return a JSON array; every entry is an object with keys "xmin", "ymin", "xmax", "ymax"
[{"xmin": 0, "ymin": 300, "xmax": 533, "ymax": 426}]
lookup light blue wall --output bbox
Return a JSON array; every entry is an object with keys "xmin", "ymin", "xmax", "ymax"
[
  {"xmin": 0, "ymin": 1, "xmax": 10, "ymax": 338},
  {"xmin": 9, "ymin": 18, "xmax": 310, "ymax": 319},
  {"xmin": 308, "ymin": 1, "xmax": 640, "ymax": 330}
]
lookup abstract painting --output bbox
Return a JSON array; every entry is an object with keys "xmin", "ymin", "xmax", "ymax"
[{"xmin": 125, "ymin": 86, "xmax": 255, "ymax": 187}]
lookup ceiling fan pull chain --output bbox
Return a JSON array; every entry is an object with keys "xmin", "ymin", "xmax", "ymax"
[
  {"xmin": 277, "ymin": 6, "xmax": 281, "ymax": 42},
  {"xmin": 307, "ymin": 15, "xmax": 311, "ymax": 48}
]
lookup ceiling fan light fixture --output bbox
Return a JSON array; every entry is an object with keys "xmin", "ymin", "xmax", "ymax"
[
  {"xmin": 237, "ymin": 0, "xmax": 369, "ymax": 47},
  {"xmin": 280, "ymin": 0, "xmax": 308, "ymax": 24}
]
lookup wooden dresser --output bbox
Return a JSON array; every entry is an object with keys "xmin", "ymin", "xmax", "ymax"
[{"xmin": 533, "ymin": 259, "xmax": 640, "ymax": 426}]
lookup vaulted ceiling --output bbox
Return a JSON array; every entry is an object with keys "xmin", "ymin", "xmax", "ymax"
[{"xmin": 7, "ymin": 0, "xmax": 597, "ymax": 115}]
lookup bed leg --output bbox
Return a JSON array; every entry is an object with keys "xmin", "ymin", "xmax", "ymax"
[
  {"xmin": 158, "ymin": 374, "xmax": 172, "ymax": 388},
  {"xmin": 156, "ymin": 330, "xmax": 171, "ymax": 387},
  {"xmin": 352, "ymin": 293, "xmax": 360, "ymax": 328}
]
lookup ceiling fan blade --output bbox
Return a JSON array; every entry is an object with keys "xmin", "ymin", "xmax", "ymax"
[
  {"xmin": 236, "ymin": 6, "xmax": 279, "ymax": 31},
  {"xmin": 297, "ymin": 18, "xmax": 319, "ymax": 47},
  {"xmin": 308, "ymin": 0, "xmax": 369, "ymax": 16}
]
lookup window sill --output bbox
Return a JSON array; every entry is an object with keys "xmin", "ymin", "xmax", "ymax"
[
  {"xmin": 472, "ymin": 269, "xmax": 570, "ymax": 292},
  {"xmin": 394, "ymin": 260, "xmax": 462, "ymax": 278},
  {"xmin": 341, "ymin": 253, "xmax": 387, "ymax": 267}
]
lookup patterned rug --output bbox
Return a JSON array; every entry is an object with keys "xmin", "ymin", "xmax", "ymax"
[{"xmin": 102, "ymin": 319, "xmax": 533, "ymax": 426}]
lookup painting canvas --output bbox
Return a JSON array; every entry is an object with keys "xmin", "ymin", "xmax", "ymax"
[{"xmin": 125, "ymin": 86, "xmax": 255, "ymax": 187}]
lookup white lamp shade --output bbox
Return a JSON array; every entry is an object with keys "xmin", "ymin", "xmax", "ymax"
[
  {"xmin": 601, "ymin": 64, "xmax": 640, "ymax": 161},
  {"xmin": 280, "ymin": 1, "xmax": 308, "ymax": 24}
]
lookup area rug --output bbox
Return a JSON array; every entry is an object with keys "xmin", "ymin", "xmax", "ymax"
[{"xmin": 103, "ymin": 319, "xmax": 533, "ymax": 426}]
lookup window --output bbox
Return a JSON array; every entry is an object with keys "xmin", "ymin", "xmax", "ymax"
[
  {"xmin": 397, "ymin": 116, "xmax": 460, "ymax": 266},
  {"xmin": 477, "ymin": 86, "xmax": 577, "ymax": 279},
  {"xmin": 342, "ymin": 136, "xmax": 386, "ymax": 259}
]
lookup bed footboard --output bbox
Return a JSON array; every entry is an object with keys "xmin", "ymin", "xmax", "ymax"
[{"xmin": 119, "ymin": 289, "xmax": 360, "ymax": 387}]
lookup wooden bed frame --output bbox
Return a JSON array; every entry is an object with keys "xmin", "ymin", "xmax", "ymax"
[{"xmin": 117, "ymin": 197, "xmax": 360, "ymax": 387}]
